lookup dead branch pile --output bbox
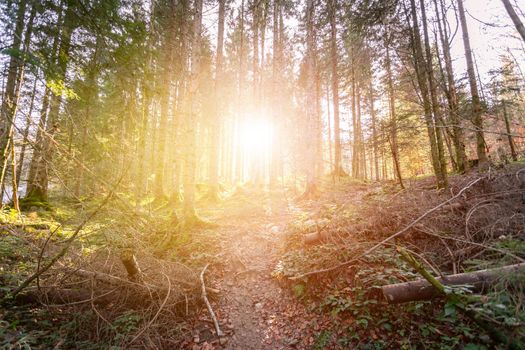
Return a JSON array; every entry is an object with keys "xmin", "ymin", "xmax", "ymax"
[
  {"xmin": 290, "ymin": 164, "xmax": 525, "ymax": 279},
  {"xmin": 0, "ymin": 202, "xmax": 218, "ymax": 349},
  {"xmin": 15, "ymin": 242, "xmax": 206, "ymax": 348}
]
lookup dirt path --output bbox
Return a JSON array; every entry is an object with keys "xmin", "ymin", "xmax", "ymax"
[{"xmin": 190, "ymin": 192, "xmax": 328, "ymax": 350}]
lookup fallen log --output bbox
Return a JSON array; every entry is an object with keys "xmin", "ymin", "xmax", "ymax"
[
  {"xmin": 382, "ymin": 262, "xmax": 525, "ymax": 304},
  {"xmin": 63, "ymin": 267, "xmax": 220, "ymax": 294}
]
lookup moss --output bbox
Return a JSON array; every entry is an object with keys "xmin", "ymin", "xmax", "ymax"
[{"xmin": 19, "ymin": 190, "xmax": 50, "ymax": 211}]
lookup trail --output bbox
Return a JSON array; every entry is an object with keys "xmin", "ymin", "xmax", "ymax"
[{"xmin": 190, "ymin": 190, "xmax": 330, "ymax": 350}]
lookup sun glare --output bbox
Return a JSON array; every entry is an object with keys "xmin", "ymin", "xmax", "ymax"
[
  {"xmin": 240, "ymin": 112, "xmax": 274, "ymax": 158},
  {"xmin": 237, "ymin": 112, "xmax": 274, "ymax": 181}
]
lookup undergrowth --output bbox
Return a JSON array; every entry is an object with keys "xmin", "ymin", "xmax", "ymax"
[
  {"xmin": 0, "ymin": 192, "xmax": 223, "ymax": 349},
  {"xmin": 274, "ymin": 167, "xmax": 525, "ymax": 349}
]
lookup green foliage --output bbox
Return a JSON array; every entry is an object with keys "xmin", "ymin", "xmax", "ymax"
[
  {"xmin": 293, "ymin": 283, "xmax": 306, "ymax": 299},
  {"xmin": 0, "ymin": 47, "xmax": 42, "ymax": 70},
  {"xmin": 46, "ymin": 79, "xmax": 79, "ymax": 99},
  {"xmin": 112, "ymin": 311, "xmax": 141, "ymax": 343},
  {"xmin": 314, "ymin": 330, "xmax": 332, "ymax": 350},
  {"xmin": 277, "ymin": 244, "xmax": 490, "ymax": 348}
]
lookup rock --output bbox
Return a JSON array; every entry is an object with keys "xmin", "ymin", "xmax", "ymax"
[
  {"xmin": 255, "ymin": 302, "xmax": 263, "ymax": 311},
  {"xmin": 219, "ymin": 337, "xmax": 228, "ymax": 346},
  {"xmin": 270, "ymin": 226, "xmax": 280, "ymax": 234}
]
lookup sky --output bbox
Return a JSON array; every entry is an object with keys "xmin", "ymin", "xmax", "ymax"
[
  {"xmin": 200, "ymin": 0, "xmax": 525, "ymax": 89},
  {"xmin": 449, "ymin": 0, "xmax": 525, "ymax": 83}
]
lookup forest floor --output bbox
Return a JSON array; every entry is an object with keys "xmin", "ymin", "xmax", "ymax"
[
  {"xmin": 187, "ymin": 185, "xmax": 368, "ymax": 350},
  {"xmin": 1, "ymin": 164, "xmax": 525, "ymax": 349}
]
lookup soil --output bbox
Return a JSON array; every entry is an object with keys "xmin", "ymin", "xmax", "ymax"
[{"xmin": 189, "ymin": 186, "xmax": 368, "ymax": 350}]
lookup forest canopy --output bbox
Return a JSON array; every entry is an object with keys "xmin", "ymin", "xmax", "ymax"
[{"xmin": 0, "ymin": 0, "xmax": 524, "ymax": 207}]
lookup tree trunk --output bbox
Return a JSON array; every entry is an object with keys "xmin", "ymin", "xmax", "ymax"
[
  {"xmin": 75, "ymin": 37, "xmax": 101, "ymax": 198},
  {"xmin": 234, "ymin": 0, "xmax": 246, "ymax": 183},
  {"xmin": 435, "ymin": 0, "xmax": 468, "ymax": 173},
  {"xmin": 251, "ymin": 0, "xmax": 262, "ymax": 184},
  {"xmin": 182, "ymin": 0, "xmax": 203, "ymax": 223},
  {"xmin": 16, "ymin": 79, "xmax": 37, "ymax": 191},
  {"xmin": 328, "ymin": 0, "xmax": 344, "ymax": 176},
  {"xmin": 457, "ymin": 0, "xmax": 487, "ymax": 163},
  {"xmin": 0, "ymin": 0, "xmax": 27, "ymax": 200},
  {"xmin": 501, "ymin": 0, "xmax": 525, "ymax": 43},
  {"xmin": 302, "ymin": 0, "xmax": 319, "ymax": 198},
  {"xmin": 10, "ymin": 136, "xmax": 19, "ymax": 211},
  {"xmin": 12, "ymin": 3, "xmax": 37, "ymax": 192},
  {"xmin": 154, "ymin": 3, "xmax": 177, "ymax": 200},
  {"xmin": 408, "ymin": 0, "xmax": 444, "ymax": 188},
  {"xmin": 27, "ymin": 1, "xmax": 76, "ymax": 203},
  {"xmin": 207, "ymin": 0, "xmax": 226, "ymax": 201},
  {"xmin": 502, "ymin": 100, "xmax": 518, "ymax": 161},
  {"xmin": 351, "ymin": 59, "xmax": 358, "ymax": 178},
  {"xmin": 270, "ymin": 0, "xmax": 281, "ymax": 186},
  {"xmin": 384, "ymin": 32, "xmax": 404, "ymax": 189},
  {"xmin": 420, "ymin": 0, "xmax": 448, "ymax": 188},
  {"xmin": 367, "ymin": 58, "xmax": 380, "ymax": 181},
  {"xmin": 326, "ymin": 83, "xmax": 333, "ymax": 174}
]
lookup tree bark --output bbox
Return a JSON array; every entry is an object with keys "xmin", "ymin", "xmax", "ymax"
[
  {"xmin": 408, "ymin": 0, "xmax": 444, "ymax": 188},
  {"xmin": 501, "ymin": 0, "xmax": 525, "ymax": 43},
  {"xmin": 270, "ymin": 0, "xmax": 281, "ymax": 186},
  {"xmin": 367, "ymin": 55, "xmax": 379, "ymax": 181},
  {"xmin": 328, "ymin": 0, "xmax": 344, "ymax": 176},
  {"xmin": 302, "ymin": 0, "xmax": 319, "ymax": 198},
  {"xmin": 382, "ymin": 263, "xmax": 525, "ymax": 304},
  {"xmin": 435, "ymin": 0, "xmax": 468, "ymax": 173},
  {"xmin": 27, "ymin": 1, "xmax": 76, "ymax": 203},
  {"xmin": 182, "ymin": 0, "xmax": 203, "ymax": 223},
  {"xmin": 0, "ymin": 0, "xmax": 27, "ymax": 200},
  {"xmin": 16, "ymin": 79, "xmax": 37, "ymax": 191},
  {"xmin": 502, "ymin": 100, "xmax": 518, "ymax": 161},
  {"xmin": 420, "ymin": 0, "xmax": 448, "ymax": 188},
  {"xmin": 154, "ymin": 2, "xmax": 177, "ymax": 200},
  {"xmin": 207, "ymin": 0, "xmax": 226, "ymax": 200},
  {"xmin": 456, "ymin": 0, "xmax": 487, "ymax": 163},
  {"xmin": 384, "ymin": 31, "xmax": 404, "ymax": 189}
]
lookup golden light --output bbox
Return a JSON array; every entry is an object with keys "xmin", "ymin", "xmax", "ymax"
[
  {"xmin": 240, "ymin": 112, "xmax": 274, "ymax": 158},
  {"xmin": 238, "ymin": 111, "xmax": 274, "ymax": 182}
]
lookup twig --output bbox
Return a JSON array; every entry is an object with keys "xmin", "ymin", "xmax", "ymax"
[
  {"xmin": 289, "ymin": 176, "xmax": 486, "ymax": 280},
  {"xmin": 2, "ymin": 186, "xmax": 117, "ymax": 302},
  {"xmin": 44, "ymin": 288, "xmax": 118, "ymax": 307},
  {"xmin": 414, "ymin": 226, "xmax": 525, "ymax": 263},
  {"xmin": 36, "ymin": 224, "xmax": 61, "ymax": 292},
  {"xmin": 200, "ymin": 264, "xmax": 224, "ymax": 337},
  {"xmin": 128, "ymin": 273, "xmax": 172, "ymax": 345}
]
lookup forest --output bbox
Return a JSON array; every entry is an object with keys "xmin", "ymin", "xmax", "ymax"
[{"xmin": 1, "ymin": 0, "xmax": 525, "ymax": 348}]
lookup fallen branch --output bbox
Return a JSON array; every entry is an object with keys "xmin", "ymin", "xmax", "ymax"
[
  {"xmin": 382, "ymin": 262, "xmax": 525, "ymax": 303},
  {"xmin": 128, "ymin": 273, "xmax": 172, "ymax": 345},
  {"xmin": 13, "ymin": 287, "xmax": 116, "ymax": 306},
  {"xmin": 200, "ymin": 264, "xmax": 224, "ymax": 337},
  {"xmin": 397, "ymin": 247, "xmax": 522, "ymax": 350},
  {"xmin": 289, "ymin": 176, "xmax": 486, "ymax": 280},
  {"xmin": 63, "ymin": 267, "xmax": 219, "ymax": 295},
  {"xmin": 2, "ymin": 189, "xmax": 116, "ymax": 303}
]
